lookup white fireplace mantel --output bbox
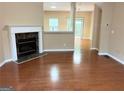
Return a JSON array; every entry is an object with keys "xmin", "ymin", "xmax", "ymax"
[{"xmin": 9, "ymin": 26, "xmax": 43, "ymax": 61}]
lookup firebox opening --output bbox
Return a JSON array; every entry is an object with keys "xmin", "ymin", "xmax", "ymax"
[{"xmin": 15, "ymin": 32, "xmax": 39, "ymax": 61}]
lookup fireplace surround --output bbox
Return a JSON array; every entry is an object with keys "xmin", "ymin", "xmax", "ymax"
[{"xmin": 9, "ymin": 26, "xmax": 43, "ymax": 62}]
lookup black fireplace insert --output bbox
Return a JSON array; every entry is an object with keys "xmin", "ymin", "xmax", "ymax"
[{"xmin": 15, "ymin": 32, "xmax": 39, "ymax": 61}]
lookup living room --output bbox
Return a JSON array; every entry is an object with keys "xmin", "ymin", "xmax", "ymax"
[{"xmin": 0, "ymin": 1, "xmax": 124, "ymax": 91}]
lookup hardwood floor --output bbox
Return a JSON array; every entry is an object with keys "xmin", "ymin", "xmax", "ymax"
[{"xmin": 1, "ymin": 39, "xmax": 124, "ymax": 90}]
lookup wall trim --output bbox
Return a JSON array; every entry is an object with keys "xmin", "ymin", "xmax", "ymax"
[
  {"xmin": 44, "ymin": 49, "xmax": 74, "ymax": 52},
  {"xmin": 98, "ymin": 52, "xmax": 124, "ymax": 64},
  {"xmin": 0, "ymin": 59, "xmax": 13, "ymax": 67}
]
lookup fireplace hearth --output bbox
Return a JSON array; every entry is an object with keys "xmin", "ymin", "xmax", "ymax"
[{"xmin": 15, "ymin": 32, "xmax": 39, "ymax": 60}]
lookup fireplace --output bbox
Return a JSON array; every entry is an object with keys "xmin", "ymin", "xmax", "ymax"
[
  {"xmin": 15, "ymin": 32, "xmax": 39, "ymax": 59},
  {"xmin": 9, "ymin": 26, "xmax": 43, "ymax": 62}
]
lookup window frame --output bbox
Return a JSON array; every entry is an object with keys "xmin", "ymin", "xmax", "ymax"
[{"xmin": 49, "ymin": 17, "xmax": 59, "ymax": 32}]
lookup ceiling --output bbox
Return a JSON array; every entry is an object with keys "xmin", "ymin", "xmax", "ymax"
[
  {"xmin": 43, "ymin": 2, "xmax": 95, "ymax": 11},
  {"xmin": 76, "ymin": 2, "xmax": 95, "ymax": 11},
  {"xmin": 43, "ymin": 2, "xmax": 71, "ymax": 11}
]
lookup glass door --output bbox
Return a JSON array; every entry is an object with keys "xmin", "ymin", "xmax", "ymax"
[
  {"xmin": 74, "ymin": 18, "xmax": 84, "ymax": 51},
  {"xmin": 75, "ymin": 18, "xmax": 84, "ymax": 38}
]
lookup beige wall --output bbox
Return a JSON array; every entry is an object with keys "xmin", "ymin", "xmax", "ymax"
[
  {"xmin": 43, "ymin": 32, "xmax": 74, "ymax": 50},
  {"xmin": 0, "ymin": 33, "xmax": 4, "ymax": 64},
  {"xmin": 99, "ymin": 3, "xmax": 124, "ymax": 62},
  {"xmin": 3, "ymin": 3, "xmax": 43, "ymax": 25},
  {"xmin": 0, "ymin": 3, "xmax": 43, "ymax": 63},
  {"xmin": 44, "ymin": 11, "xmax": 92, "ymax": 39},
  {"xmin": 108, "ymin": 3, "xmax": 124, "ymax": 61},
  {"xmin": 0, "ymin": 5, "xmax": 5, "ymax": 64},
  {"xmin": 91, "ymin": 5, "xmax": 101, "ymax": 49},
  {"xmin": 99, "ymin": 3, "xmax": 113, "ymax": 53}
]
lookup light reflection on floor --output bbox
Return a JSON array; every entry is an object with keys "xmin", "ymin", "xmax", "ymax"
[
  {"xmin": 73, "ymin": 37, "xmax": 82, "ymax": 64},
  {"xmin": 49, "ymin": 37, "xmax": 83, "ymax": 82},
  {"xmin": 50, "ymin": 65, "xmax": 59, "ymax": 82}
]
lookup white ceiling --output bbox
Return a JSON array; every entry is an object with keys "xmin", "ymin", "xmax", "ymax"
[
  {"xmin": 43, "ymin": 2, "xmax": 95, "ymax": 11},
  {"xmin": 44, "ymin": 2, "xmax": 71, "ymax": 11}
]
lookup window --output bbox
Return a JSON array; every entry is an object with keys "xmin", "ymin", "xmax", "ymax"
[
  {"xmin": 49, "ymin": 18, "xmax": 59, "ymax": 32},
  {"xmin": 67, "ymin": 17, "xmax": 73, "ymax": 31}
]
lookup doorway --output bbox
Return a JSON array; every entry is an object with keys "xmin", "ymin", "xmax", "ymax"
[
  {"xmin": 74, "ymin": 18, "xmax": 84, "ymax": 50},
  {"xmin": 75, "ymin": 18, "xmax": 84, "ymax": 39}
]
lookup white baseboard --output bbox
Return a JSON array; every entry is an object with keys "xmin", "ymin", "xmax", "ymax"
[
  {"xmin": 98, "ymin": 52, "xmax": 124, "ymax": 64},
  {"xmin": 3, "ymin": 59, "xmax": 13, "ymax": 63},
  {"xmin": 98, "ymin": 52, "xmax": 109, "ymax": 56},
  {"xmin": 108, "ymin": 53, "xmax": 124, "ymax": 64},
  {"xmin": 44, "ymin": 49, "xmax": 74, "ymax": 52},
  {"xmin": 0, "ymin": 59, "xmax": 13, "ymax": 67},
  {"xmin": 90, "ymin": 48, "xmax": 99, "ymax": 51},
  {"xmin": 0, "ymin": 62, "xmax": 6, "ymax": 67}
]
